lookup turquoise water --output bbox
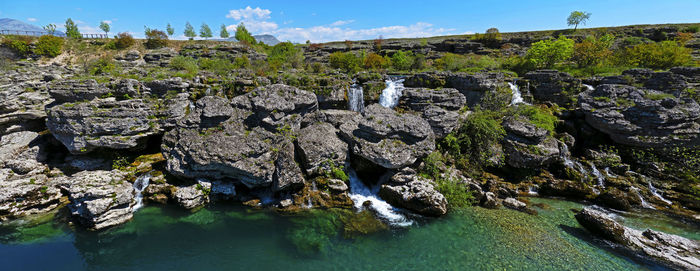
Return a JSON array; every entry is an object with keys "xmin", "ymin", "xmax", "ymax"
[{"xmin": 1, "ymin": 198, "xmax": 697, "ymax": 271}]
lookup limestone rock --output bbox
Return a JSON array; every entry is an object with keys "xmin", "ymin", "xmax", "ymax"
[
  {"xmin": 296, "ymin": 123, "xmax": 348, "ymax": 175},
  {"xmin": 379, "ymin": 172, "xmax": 447, "ymax": 216}
]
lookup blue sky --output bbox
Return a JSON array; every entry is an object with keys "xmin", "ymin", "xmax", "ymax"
[{"xmin": 1, "ymin": 0, "xmax": 699, "ymax": 42}]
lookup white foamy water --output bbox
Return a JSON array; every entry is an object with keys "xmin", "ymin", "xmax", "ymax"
[
  {"xmin": 648, "ymin": 181, "xmax": 673, "ymax": 206},
  {"xmin": 508, "ymin": 82, "xmax": 528, "ymax": 105},
  {"xmin": 591, "ymin": 164, "xmax": 605, "ymax": 188},
  {"xmin": 631, "ymin": 187, "xmax": 655, "ymax": 209},
  {"xmin": 132, "ymin": 173, "xmax": 151, "ymax": 211},
  {"xmin": 583, "ymin": 84, "xmax": 595, "ymax": 91},
  {"xmin": 348, "ymin": 84, "xmax": 365, "ymax": 112},
  {"xmin": 347, "ymin": 168, "xmax": 412, "ymax": 227},
  {"xmin": 379, "ymin": 78, "xmax": 405, "ymax": 108}
]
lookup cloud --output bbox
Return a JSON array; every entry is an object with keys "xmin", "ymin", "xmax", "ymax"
[
  {"xmin": 102, "ymin": 20, "xmax": 112, "ymax": 24},
  {"xmin": 226, "ymin": 6, "xmax": 271, "ymax": 21},
  {"xmin": 27, "ymin": 18, "xmax": 37, "ymax": 22},
  {"xmin": 330, "ymin": 20, "xmax": 354, "ymax": 26}
]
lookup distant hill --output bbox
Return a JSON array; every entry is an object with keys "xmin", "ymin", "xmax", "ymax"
[
  {"xmin": 213, "ymin": 34, "xmax": 281, "ymax": 45},
  {"xmin": 0, "ymin": 18, "xmax": 65, "ymax": 36}
]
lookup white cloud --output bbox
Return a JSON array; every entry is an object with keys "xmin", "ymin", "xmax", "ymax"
[
  {"xmin": 330, "ymin": 20, "xmax": 354, "ymax": 26},
  {"xmin": 226, "ymin": 6, "xmax": 271, "ymax": 21},
  {"xmin": 27, "ymin": 18, "xmax": 37, "ymax": 22},
  {"xmin": 102, "ymin": 20, "xmax": 112, "ymax": 24}
]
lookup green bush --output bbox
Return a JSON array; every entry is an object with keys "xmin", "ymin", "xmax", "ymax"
[
  {"xmin": 88, "ymin": 57, "xmax": 116, "ymax": 75},
  {"xmin": 390, "ymin": 50, "xmax": 414, "ymax": 71},
  {"xmin": 2, "ymin": 35, "xmax": 32, "ymax": 57},
  {"xmin": 572, "ymin": 34, "xmax": 614, "ymax": 67},
  {"xmin": 435, "ymin": 177, "xmax": 474, "ymax": 208},
  {"xmin": 472, "ymin": 28, "xmax": 501, "ymax": 47},
  {"xmin": 34, "ymin": 35, "xmax": 64, "ymax": 57},
  {"xmin": 616, "ymin": 40, "xmax": 692, "ymax": 69},
  {"xmin": 234, "ymin": 23, "xmax": 256, "ymax": 45},
  {"xmin": 144, "ymin": 29, "xmax": 168, "ymax": 49},
  {"xmin": 435, "ymin": 53, "xmax": 499, "ymax": 72},
  {"xmin": 363, "ymin": 53, "xmax": 388, "ymax": 69},
  {"xmin": 233, "ymin": 55, "xmax": 250, "ymax": 69},
  {"xmin": 199, "ymin": 58, "xmax": 234, "ymax": 75},
  {"xmin": 169, "ymin": 56, "xmax": 199, "ymax": 77},
  {"xmin": 114, "ymin": 32, "xmax": 135, "ymax": 49},
  {"xmin": 683, "ymin": 25, "xmax": 699, "ymax": 33},
  {"xmin": 525, "ymin": 36, "xmax": 575, "ymax": 68},
  {"xmin": 513, "ymin": 104, "xmax": 558, "ymax": 133},
  {"xmin": 267, "ymin": 42, "xmax": 304, "ymax": 69},
  {"xmin": 442, "ymin": 110, "xmax": 505, "ymax": 168},
  {"xmin": 329, "ymin": 52, "xmax": 362, "ymax": 73}
]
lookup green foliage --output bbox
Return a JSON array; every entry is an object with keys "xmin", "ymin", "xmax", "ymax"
[
  {"xmin": 184, "ymin": 22, "xmax": 196, "ymax": 39},
  {"xmin": 618, "ymin": 36, "xmax": 652, "ymax": 48},
  {"xmin": 435, "ymin": 53, "xmax": 499, "ymax": 72},
  {"xmin": 88, "ymin": 57, "xmax": 116, "ymax": 75},
  {"xmin": 572, "ymin": 34, "xmax": 614, "ymax": 67},
  {"xmin": 390, "ymin": 50, "xmax": 414, "ymax": 71},
  {"xmin": 112, "ymin": 32, "xmax": 135, "ymax": 49},
  {"xmin": 422, "ymin": 152, "xmax": 446, "ymax": 179},
  {"xmin": 683, "ymin": 25, "xmax": 699, "ymax": 33},
  {"xmin": 2, "ymin": 36, "xmax": 32, "ymax": 57},
  {"xmin": 144, "ymin": 29, "xmax": 168, "ymax": 49},
  {"xmin": 480, "ymin": 86, "xmax": 512, "ymax": 111},
  {"xmin": 616, "ymin": 40, "xmax": 692, "ymax": 69},
  {"xmin": 567, "ymin": 11, "xmax": 591, "ymax": 30},
  {"xmin": 363, "ymin": 53, "xmax": 388, "ymax": 70},
  {"xmin": 199, "ymin": 23, "xmax": 213, "ymax": 39},
  {"xmin": 219, "ymin": 24, "xmax": 230, "ymax": 38},
  {"xmin": 198, "ymin": 58, "xmax": 234, "ymax": 75},
  {"xmin": 441, "ymin": 110, "xmax": 505, "ymax": 169},
  {"xmin": 169, "ymin": 56, "xmax": 199, "ymax": 78},
  {"xmin": 34, "ymin": 35, "xmax": 64, "ymax": 58},
  {"xmin": 42, "ymin": 24, "xmax": 57, "ymax": 35},
  {"xmin": 472, "ymin": 28, "xmax": 502, "ymax": 47},
  {"xmin": 513, "ymin": 104, "xmax": 558, "ymax": 133},
  {"xmin": 166, "ymin": 23, "xmax": 175, "ymax": 36},
  {"xmin": 435, "ymin": 177, "xmax": 474, "ymax": 208},
  {"xmin": 112, "ymin": 156, "xmax": 130, "ymax": 171},
  {"xmin": 267, "ymin": 42, "xmax": 304, "ymax": 69},
  {"xmin": 644, "ymin": 91, "xmax": 675, "ymax": 101},
  {"xmin": 235, "ymin": 23, "xmax": 256, "ymax": 44},
  {"xmin": 329, "ymin": 52, "xmax": 362, "ymax": 73},
  {"xmin": 525, "ymin": 36, "xmax": 574, "ymax": 68},
  {"xmin": 233, "ymin": 55, "xmax": 251, "ymax": 69},
  {"xmin": 99, "ymin": 21, "xmax": 110, "ymax": 35},
  {"xmin": 65, "ymin": 18, "xmax": 81, "ymax": 39}
]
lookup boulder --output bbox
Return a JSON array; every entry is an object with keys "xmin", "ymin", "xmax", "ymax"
[
  {"xmin": 60, "ymin": 170, "xmax": 136, "ymax": 230},
  {"xmin": 502, "ymin": 117, "xmax": 561, "ymax": 168},
  {"xmin": 503, "ymin": 197, "xmax": 527, "ymax": 210},
  {"xmin": 0, "ymin": 169, "xmax": 63, "ymax": 220},
  {"xmin": 0, "ymin": 131, "xmax": 47, "ymax": 174},
  {"xmin": 0, "ymin": 85, "xmax": 52, "ymax": 136},
  {"xmin": 48, "ymin": 79, "xmax": 111, "ymax": 103},
  {"xmin": 379, "ymin": 171, "xmax": 448, "ymax": 216},
  {"xmin": 420, "ymin": 106, "xmax": 463, "ymax": 138},
  {"xmin": 576, "ymin": 207, "xmax": 700, "ymax": 270},
  {"xmin": 296, "ymin": 123, "xmax": 348, "ymax": 175},
  {"xmin": 400, "ymin": 87, "xmax": 466, "ymax": 111},
  {"xmin": 525, "ymin": 70, "xmax": 582, "ymax": 106},
  {"xmin": 579, "ymin": 84, "xmax": 700, "ymax": 147},
  {"xmin": 173, "ymin": 181, "xmax": 210, "ymax": 209},
  {"xmin": 340, "ymin": 104, "xmax": 435, "ymax": 169}
]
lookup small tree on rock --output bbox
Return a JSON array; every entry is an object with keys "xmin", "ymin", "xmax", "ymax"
[
  {"xmin": 184, "ymin": 22, "xmax": 196, "ymax": 40},
  {"xmin": 43, "ymin": 24, "xmax": 57, "ymax": 35},
  {"xmin": 567, "ymin": 11, "xmax": 591, "ymax": 31},
  {"xmin": 65, "ymin": 18, "xmax": 81, "ymax": 39},
  {"xmin": 220, "ymin": 24, "xmax": 230, "ymax": 38},
  {"xmin": 200, "ymin": 23, "xmax": 213, "ymax": 39},
  {"xmin": 99, "ymin": 21, "xmax": 110, "ymax": 37},
  {"xmin": 235, "ymin": 23, "xmax": 256, "ymax": 44},
  {"xmin": 166, "ymin": 23, "xmax": 175, "ymax": 37}
]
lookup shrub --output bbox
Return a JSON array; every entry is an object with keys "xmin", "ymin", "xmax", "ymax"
[
  {"xmin": 114, "ymin": 32, "xmax": 135, "ymax": 49},
  {"xmin": 169, "ymin": 56, "xmax": 199, "ymax": 77},
  {"xmin": 472, "ymin": 28, "xmax": 501, "ymax": 47},
  {"xmin": 525, "ymin": 36, "xmax": 574, "ymax": 68},
  {"xmin": 390, "ymin": 50, "xmax": 414, "ymax": 71},
  {"xmin": 514, "ymin": 104, "xmax": 558, "ymax": 133},
  {"xmin": 572, "ymin": 34, "xmax": 614, "ymax": 67},
  {"xmin": 34, "ymin": 35, "xmax": 64, "ymax": 57},
  {"xmin": 363, "ymin": 53, "xmax": 387, "ymax": 69},
  {"xmin": 442, "ymin": 110, "xmax": 505, "ymax": 168},
  {"xmin": 683, "ymin": 25, "xmax": 699, "ymax": 33},
  {"xmin": 617, "ymin": 36, "xmax": 652, "ymax": 48},
  {"xmin": 88, "ymin": 57, "xmax": 116, "ymax": 75},
  {"xmin": 233, "ymin": 55, "xmax": 250, "ymax": 69},
  {"xmin": 267, "ymin": 42, "xmax": 304, "ymax": 69},
  {"xmin": 435, "ymin": 177, "xmax": 474, "ymax": 208},
  {"xmin": 617, "ymin": 40, "xmax": 692, "ymax": 69},
  {"xmin": 198, "ymin": 58, "xmax": 234, "ymax": 75},
  {"xmin": 144, "ymin": 29, "xmax": 168, "ymax": 49},
  {"xmin": 235, "ymin": 23, "xmax": 256, "ymax": 44},
  {"xmin": 329, "ymin": 52, "xmax": 361, "ymax": 73},
  {"xmin": 2, "ymin": 35, "xmax": 32, "ymax": 57},
  {"xmin": 435, "ymin": 53, "xmax": 499, "ymax": 72}
]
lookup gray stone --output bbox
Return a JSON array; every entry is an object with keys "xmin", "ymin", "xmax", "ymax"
[
  {"xmin": 379, "ymin": 173, "xmax": 448, "ymax": 216},
  {"xmin": 296, "ymin": 123, "xmax": 348, "ymax": 175},
  {"xmin": 173, "ymin": 181, "xmax": 210, "ymax": 209}
]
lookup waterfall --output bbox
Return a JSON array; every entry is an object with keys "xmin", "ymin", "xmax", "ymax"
[
  {"xmin": 583, "ymin": 84, "xmax": 595, "ymax": 91},
  {"xmin": 379, "ymin": 78, "xmax": 405, "ymax": 108},
  {"xmin": 648, "ymin": 181, "xmax": 672, "ymax": 205},
  {"xmin": 591, "ymin": 164, "xmax": 605, "ymax": 188},
  {"xmin": 132, "ymin": 173, "xmax": 151, "ymax": 211},
  {"xmin": 528, "ymin": 185, "xmax": 539, "ymax": 196},
  {"xmin": 348, "ymin": 83, "xmax": 365, "ymax": 112},
  {"xmin": 604, "ymin": 167, "xmax": 617, "ymax": 178},
  {"xmin": 508, "ymin": 82, "xmax": 528, "ymax": 105},
  {"xmin": 560, "ymin": 144, "xmax": 588, "ymax": 175},
  {"xmin": 631, "ymin": 187, "xmax": 655, "ymax": 209},
  {"xmin": 347, "ymin": 168, "xmax": 412, "ymax": 227}
]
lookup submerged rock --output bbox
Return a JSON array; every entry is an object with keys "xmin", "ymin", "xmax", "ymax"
[{"xmin": 576, "ymin": 207, "xmax": 700, "ymax": 270}]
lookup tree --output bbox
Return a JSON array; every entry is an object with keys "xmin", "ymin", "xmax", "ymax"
[
  {"xmin": 234, "ymin": 23, "xmax": 256, "ymax": 44},
  {"xmin": 99, "ymin": 21, "xmax": 110, "ymax": 37},
  {"xmin": 144, "ymin": 29, "xmax": 168, "ymax": 49},
  {"xmin": 567, "ymin": 11, "xmax": 591, "ymax": 31},
  {"xmin": 42, "ymin": 24, "xmax": 56, "ymax": 35},
  {"xmin": 525, "ymin": 36, "xmax": 575, "ymax": 68},
  {"xmin": 220, "ymin": 24, "xmax": 230, "ymax": 38},
  {"xmin": 572, "ymin": 34, "xmax": 615, "ymax": 67},
  {"xmin": 166, "ymin": 23, "xmax": 174, "ymax": 37},
  {"xmin": 200, "ymin": 23, "xmax": 212, "ymax": 39},
  {"xmin": 65, "ymin": 18, "xmax": 81, "ymax": 39},
  {"xmin": 184, "ymin": 22, "xmax": 196, "ymax": 40}
]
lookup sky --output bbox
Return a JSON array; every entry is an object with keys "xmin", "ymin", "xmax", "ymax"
[{"xmin": 1, "ymin": 0, "xmax": 699, "ymax": 42}]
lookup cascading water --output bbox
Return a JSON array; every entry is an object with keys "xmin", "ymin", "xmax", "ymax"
[
  {"xmin": 591, "ymin": 164, "xmax": 605, "ymax": 188},
  {"xmin": 560, "ymin": 144, "xmax": 588, "ymax": 175},
  {"xmin": 508, "ymin": 82, "xmax": 528, "ymax": 105},
  {"xmin": 132, "ymin": 173, "xmax": 151, "ymax": 211},
  {"xmin": 348, "ymin": 83, "xmax": 365, "ymax": 112},
  {"xmin": 583, "ymin": 84, "xmax": 595, "ymax": 91},
  {"xmin": 631, "ymin": 187, "xmax": 655, "ymax": 209},
  {"xmin": 648, "ymin": 181, "xmax": 673, "ymax": 205},
  {"xmin": 347, "ymin": 168, "xmax": 412, "ymax": 227},
  {"xmin": 379, "ymin": 78, "xmax": 405, "ymax": 108}
]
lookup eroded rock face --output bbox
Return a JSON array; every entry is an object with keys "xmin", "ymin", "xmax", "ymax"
[
  {"xmin": 0, "ymin": 85, "xmax": 52, "ymax": 136},
  {"xmin": 400, "ymin": 88, "xmax": 466, "ymax": 111},
  {"xmin": 525, "ymin": 70, "xmax": 583, "ymax": 106},
  {"xmin": 173, "ymin": 181, "xmax": 210, "ymax": 209},
  {"xmin": 340, "ymin": 104, "xmax": 435, "ymax": 169},
  {"xmin": 60, "ymin": 170, "xmax": 136, "ymax": 230},
  {"xmin": 296, "ymin": 123, "xmax": 348, "ymax": 175},
  {"xmin": 579, "ymin": 84, "xmax": 700, "ymax": 147},
  {"xmin": 502, "ymin": 117, "xmax": 561, "ymax": 168},
  {"xmin": 162, "ymin": 85, "xmax": 315, "ymax": 192},
  {"xmin": 0, "ymin": 169, "xmax": 63, "ymax": 220},
  {"xmin": 379, "ymin": 169, "xmax": 448, "ymax": 216},
  {"xmin": 576, "ymin": 207, "xmax": 700, "ymax": 270}
]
